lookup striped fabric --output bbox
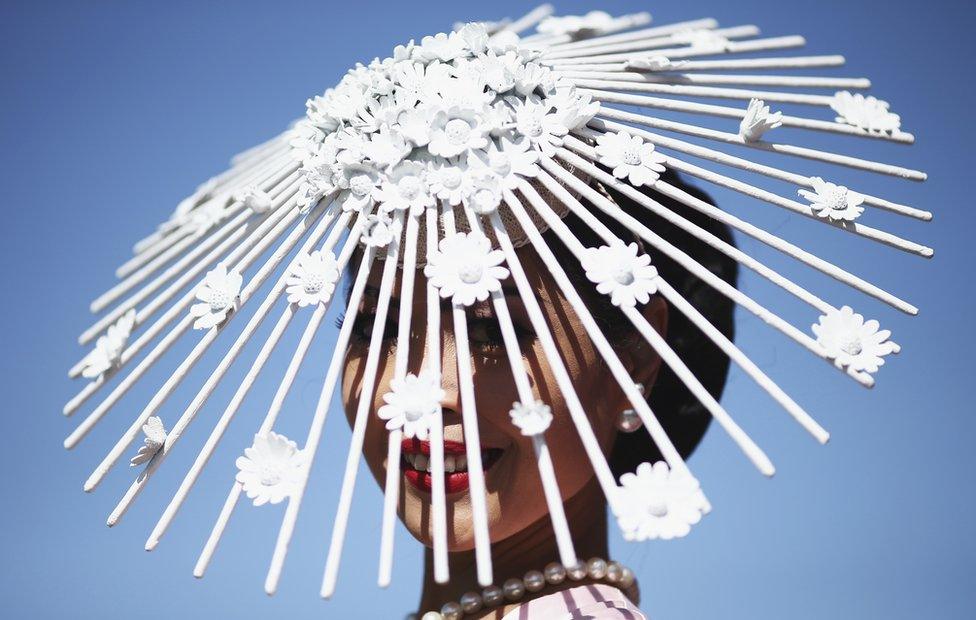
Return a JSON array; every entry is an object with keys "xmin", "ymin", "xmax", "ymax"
[{"xmin": 502, "ymin": 583, "xmax": 647, "ymax": 619}]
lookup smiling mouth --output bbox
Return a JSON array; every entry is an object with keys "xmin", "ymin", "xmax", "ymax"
[{"xmin": 400, "ymin": 438, "xmax": 504, "ymax": 494}]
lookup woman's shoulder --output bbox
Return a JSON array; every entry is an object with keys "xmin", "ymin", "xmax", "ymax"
[{"xmin": 501, "ymin": 582, "xmax": 647, "ymax": 619}]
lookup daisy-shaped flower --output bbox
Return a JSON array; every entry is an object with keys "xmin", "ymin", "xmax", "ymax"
[
  {"xmin": 233, "ymin": 186, "xmax": 274, "ymax": 214},
  {"xmin": 595, "ymin": 131, "xmax": 667, "ymax": 187},
  {"xmin": 189, "ymin": 263, "xmax": 242, "ymax": 330},
  {"xmin": 297, "ymin": 170, "xmax": 336, "ymax": 213},
  {"xmin": 625, "ymin": 55, "xmax": 688, "ymax": 72},
  {"xmin": 514, "ymin": 61, "xmax": 554, "ymax": 97},
  {"xmin": 509, "ymin": 400, "xmax": 553, "ymax": 436},
  {"xmin": 337, "ymin": 164, "xmax": 382, "ymax": 213},
  {"xmin": 464, "ymin": 171, "xmax": 504, "ymax": 215},
  {"xmin": 130, "ymin": 416, "xmax": 167, "ymax": 467},
  {"xmin": 581, "ymin": 242, "xmax": 659, "ymax": 308},
  {"xmin": 509, "ymin": 95, "xmax": 568, "ymax": 155},
  {"xmin": 425, "ymin": 232, "xmax": 509, "ymax": 306},
  {"xmin": 235, "ymin": 432, "xmax": 306, "ymax": 506},
  {"xmin": 427, "ymin": 158, "xmax": 471, "ymax": 206},
  {"xmin": 285, "ymin": 250, "xmax": 339, "ymax": 307},
  {"xmin": 396, "ymin": 104, "xmax": 438, "ymax": 148},
  {"xmin": 478, "ymin": 50, "xmax": 520, "ymax": 93},
  {"xmin": 375, "ymin": 160, "xmax": 433, "ymax": 216},
  {"xmin": 673, "ymin": 29, "xmax": 730, "ymax": 52},
  {"xmin": 798, "ymin": 177, "xmax": 865, "ymax": 222},
  {"xmin": 456, "ymin": 22, "xmax": 489, "ymax": 55},
  {"xmin": 361, "ymin": 212, "xmax": 401, "ymax": 248},
  {"xmin": 468, "ymin": 136, "xmax": 540, "ymax": 189},
  {"xmin": 812, "ymin": 305, "xmax": 898, "ymax": 374},
  {"xmin": 830, "ymin": 91, "xmax": 901, "ymax": 134},
  {"xmin": 361, "ymin": 125, "xmax": 412, "ymax": 171},
  {"xmin": 377, "ymin": 371, "xmax": 446, "ymax": 440},
  {"xmin": 739, "ymin": 98, "xmax": 782, "ymax": 142},
  {"xmin": 548, "ymin": 87, "xmax": 601, "ymax": 131},
  {"xmin": 615, "ymin": 461, "xmax": 708, "ymax": 541},
  {"xmin": 416, "ymin": 31, "xmax": 468, "ymax": 63},
  {"xmin": 427, "ymin": 107, "xmax": 489, "ymax": 158},
  {"xmin": 81, "ymin": 309, "xmax": 136, "ymax": 379}
]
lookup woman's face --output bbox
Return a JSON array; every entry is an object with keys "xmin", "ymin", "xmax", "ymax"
[{"xmin": 340, "ymin": 242, "xmax": 666, "ymax": 550}]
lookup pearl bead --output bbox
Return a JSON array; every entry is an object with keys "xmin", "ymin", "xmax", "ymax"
[
  {"xmin": 620, "ymin": 566, "xmax": 635, "ymax": 589},
  {"xmin": 605, "ymin": 561, "xmax": 624, "ymax": 584},
  {"xmin": 481, "ymin": 585, "xmax": 504, "ymax": 607},
  {"xmin": 566, "ymin": 561, "xmax": 587, "ymax": 581},
  {"xmin": 420, "ymin": 613, "xmax": 442, "ymax": 620},
  {"xmin": 523, "ymin": 569, "xmax": 546, "ymax": 592},
  {"xmin": 439, "ymin": 601, "xmax": 462, "ymax": 620},
  {"xmin": 617, "ymin": 408, "xmax": 643, "ymax": 432},
  {"xmin": 587, "ymin": 557, "xmax": 608, "ymax": 580},
  {"xmin": 459, "ymin": 591, "xmax": 483, "ymax": 614},
  {"xmin": 544, "ymin": 562, "xmax": 567, "ymax": 585},
  {"xmin": 502, "ymin": 577, "xmax": 526, "ymax": 601}
]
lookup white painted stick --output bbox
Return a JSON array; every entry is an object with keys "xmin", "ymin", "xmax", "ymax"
[
  {"xmin": 555, "ymin": 70, "xmax": 871, "ymax": 90},
  {"xmin": 554, "ymin": 55, "xmax": 847, "ymax": 73},
  {"xmin": 541, "ymin": 25, "xmax": 760, "ymax": 60},
  {"xmin": 500, "ymin": 3, "xmax": 554, "ymax": 35},
  {"xmin": 587, "ymin": 117, "xmax": 930, "ymax": 220},
  {"xmin": 462, "ymin": 206, "xmax": 577, "ymax": 568},
  {"xmin": 570, "ymin": 78, "xmax": 837, "ymax": 106},
  {"xmin": 585, "ymin": 88, "xmax": 915, "ymax": 144},
  {"xmin": 596, "ymin": 107, "xmax": 927, "ymax": 181},
  {"xmin": 378, "ymin": 214, "xmax": 421, "ymax": 588},
  {"xmin": 544, "ymin": 35, "xmax": 808, "ymax": 66},
  {"xmin": 437, "ymin": 205, "xmax": 493, "ymax": 588},
  {"xmin": 424, "ymin": 207, "xmax": 449, "ymax": 584},
  {"xmin": 319, "ymin": 218, "xmax": 401, "ymax": 598},
  {"xmin": 544, "ymin": 18, "xmax": 719, "ymax": 53}
]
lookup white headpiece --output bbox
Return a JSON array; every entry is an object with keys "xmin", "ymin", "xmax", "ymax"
[{"xmin": 64, "ymin": 5, "xmax": 929, "ymax": 601}]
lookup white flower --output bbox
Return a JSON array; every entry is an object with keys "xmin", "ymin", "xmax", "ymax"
[
  {"xmin": 595, "ymin": 131, "xmax": 667, "ymax": 187},
  {"xmin": 509, "ymin": 95, "xmax": 568, "ymax": 155},
  {"xmin": 625, "ymin": 55, "xmax": 688, "ymax": 72},
  {"xmin": 361, "ymin": 126, "xmax": 412, "ymax": 170},
  {"xmin": 189, "ymin": 263, "xmax": 242, "ymax": 330},
  {"xmin": 285, "ymin": 251, "xmax": 339, "ymax": 307},
  {"xmin": 425, "ymin": 232, "xmax": 509, "ymax": 306},
  {"xmin": 464, "ymin": 171, "xmax": 504, "ymax": 214},
  {"xmin": 81, "ymin": 309, "xmax": 135, "ymax": 379},
  {"xmin": 235, "ymin": 432, "xmax": 306, "ymax": 506},
  {"xmin": 509, "ymin": 401, "xmax": 553, "ymax": 436},
  {"xmin": 456, "ymin": 22, "xmax": 489, "ymax": 54},
  {"xmin": 548, "ymin": 87, "xmax": 601, "ymax": 130},
  {"xmin": 581, "ymin": 242, "xmax": 659, "ymax": 308},
  {"xmin": 233, "ymin": 186, "xmax": 273, "ymax": 214},
  {"xmin": 376, "ymin": 160, "xmax": 433, "ymax": 216},
  {"xmin": 297, "ymin": 171, "xmax": 336, "ymax": 213},
  {"xmin": 538, "ymin": 11, "xmax": 616, "ymax": 37},
  {"xmin": 337, "ymin": 164, "xmax": 381, "ymax": 212},
  {"xmin": 468, "ymin": 135, "xmax": 540, "ymax": 189},
  {"xmin": 830, "ymin": 91, "xmax": 901, "ymax": 133},
  {"xmin": 812, "ymin": 306, "xmax": 898, "ymax": 374},
  {"xmin": 427, "ymin": 158, "xmax": 471, "ymax": 206},
  {"xmin": 615, "ymin": 461, "xmax": 708, "ymax": 541},
  {"xmin": 377, "ymin": 371, "xmax": 446, "ymax": 440},
  {"xmin": 673, "ymin": 29, "xmax": 730, "ymax": 52},
  {"xmin": 798, "ymin": 177, "xmax": 865, "ymax": 222},
  {"xmin": 130, "ymin": 416, "xmax": 167, "ymax": 467},
  {"xmin": 417, "ymin": 31, "xmax": 468, "ymax": 63},
  {"xmin": 427, "ymin": 107, "xmax": 489, "ymax": 158},
  {"xmin": 396, "ymin": 104, "xmax": 437, "ymax": 147},
  {"xmin": 739, "ymin": 98, "xmax": 782, "ymax": 142},
  {"xmin": 362, "ymin": 212, "xmax": 401, "ymax": 248}
]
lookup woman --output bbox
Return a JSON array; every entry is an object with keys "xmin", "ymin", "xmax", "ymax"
[{"xmin": 340, "ymin": 171, "xmax": 737, "ymax": 618}]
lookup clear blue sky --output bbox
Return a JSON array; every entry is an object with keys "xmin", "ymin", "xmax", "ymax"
[{"xmin": 1, "ymin": 0, "xmax": 973, "ymax": 618}]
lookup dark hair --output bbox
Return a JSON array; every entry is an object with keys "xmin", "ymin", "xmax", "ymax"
[{"xmin": 538, "ymin": 171, "xmax": 738, "ymax": 479}]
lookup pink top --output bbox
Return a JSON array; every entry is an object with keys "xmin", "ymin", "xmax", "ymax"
[{"xmin": 501, "ymin": 583, "xmax": 646, "ymax": 619}]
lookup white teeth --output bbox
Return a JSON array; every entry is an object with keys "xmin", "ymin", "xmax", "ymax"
[
  {"xmin": 445, "ymin": 456, "xmax": 456, "ymax": 473},
  {"xmin": 415, "ymin": 454, "xmax": 429, "ymax": 472},
  {"xmin": 456, "ymin": 455, "xmax": 467, "ymax": 472}
]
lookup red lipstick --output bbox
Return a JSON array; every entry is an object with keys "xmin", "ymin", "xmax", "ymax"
[{"xmin": 401, "ymin": 438, "xmax": 503, "ymax": 494}]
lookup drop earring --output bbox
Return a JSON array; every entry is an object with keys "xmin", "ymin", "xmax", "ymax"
[{"xmin": 616, "ymin": 383, "xmax": 647, "ymax": 433}]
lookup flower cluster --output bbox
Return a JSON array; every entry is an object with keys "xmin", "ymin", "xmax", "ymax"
[
  {"xmin": 830, "ymin": 91, "xmax": 901, "ymax": 134},
  {"xmin": 235, "ymin": 432, "xmax": 306, "ymax": 506},
  {"xmin": 378, "ymin": 371, "xmax": 446, "ymax": 440},
  {"xmin": 81, "ymin": 309, "xmax": 136, "ymax": 380},
  {"xmin": 289, "ymin": 23, "xmax": 598, "ymax": 223},
  {"xmin": 812, "ymin": 305, "xmax": 898, "ymax": 374},
  {"xmin": 799, "ymin": 177, "xmax": 865, "ymax": 222},
  {"xmin": 615, "ymin": 461, "xmax": 708, "ymax": 541}
]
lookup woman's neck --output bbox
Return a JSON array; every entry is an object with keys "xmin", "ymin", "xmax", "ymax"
[{"xmin": 417, "ymin": 478, "xmax": 609, "ymax": 619}]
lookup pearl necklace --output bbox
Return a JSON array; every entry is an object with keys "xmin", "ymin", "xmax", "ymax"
[{"xmin": 410, "ymin": 557, "xmax": 637, "ymax": 620}]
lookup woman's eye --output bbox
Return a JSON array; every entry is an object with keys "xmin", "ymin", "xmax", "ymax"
[{"xmin": 468, "ymin": 319, "xmax": 506, "ymax": 354}]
